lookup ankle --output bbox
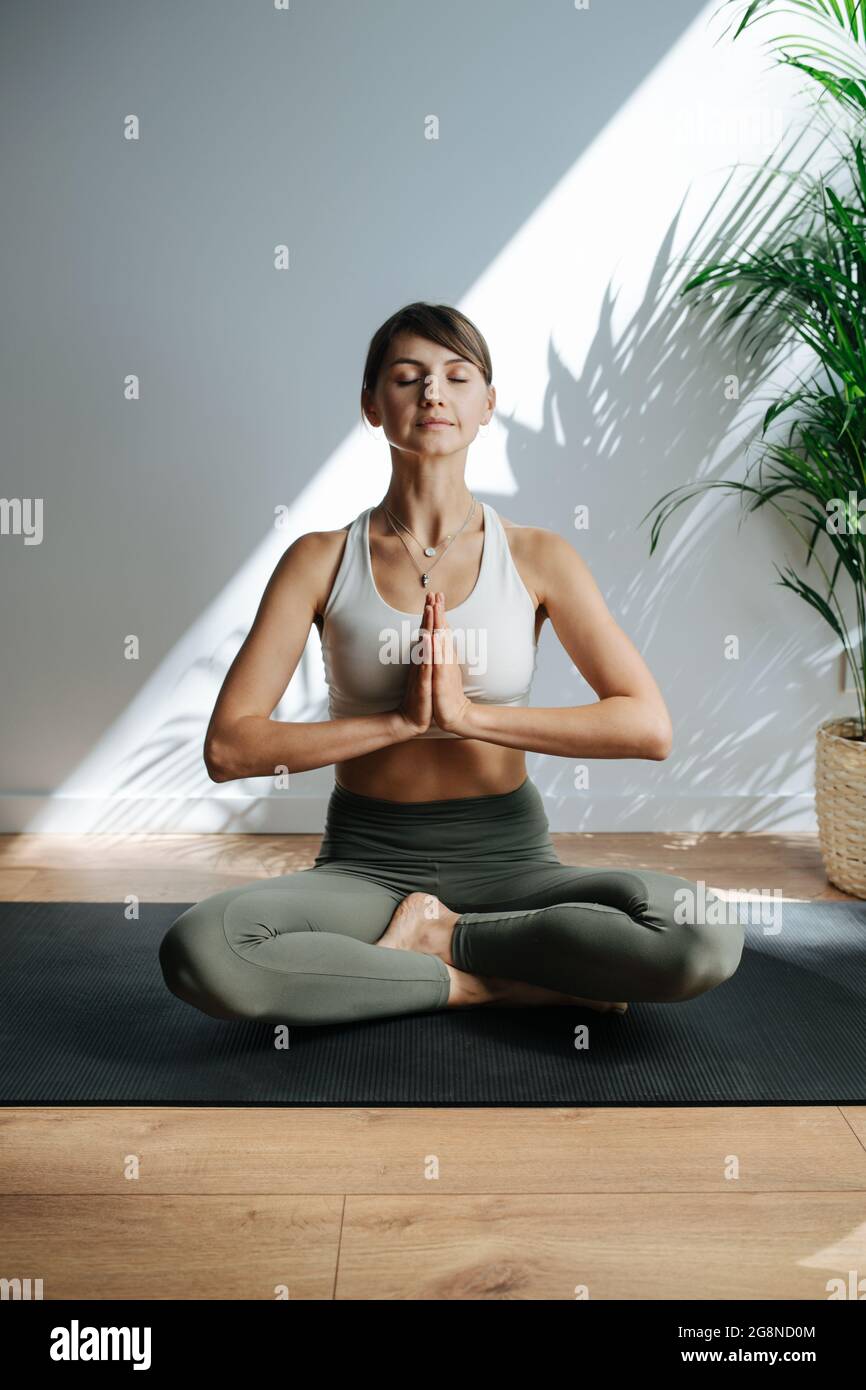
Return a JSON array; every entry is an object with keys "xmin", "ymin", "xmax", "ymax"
[
  {"xmin": 420, "ymin": 902, "xmax": 460, "ymax": 966},
  {"xmin": 444, "ymin": 964, "xmax": 499, "ymax": 1008}
]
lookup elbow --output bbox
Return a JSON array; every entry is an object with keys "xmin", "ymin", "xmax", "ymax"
[
  {"xmin": 644, "ymin": 714, "xmax": 673, "ymax": 761},
  {"xmin": 204, "ymin": 736, "xmax": 235, "ymax": 783}
]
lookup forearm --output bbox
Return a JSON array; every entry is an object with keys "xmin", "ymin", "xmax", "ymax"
[
  {"xmin": 206, "ymin": 710, "xmax": 414, "ymax": 781},
  {"xmin": 460, "ymin": 695, "xmax": 670, "ymax": 759}
]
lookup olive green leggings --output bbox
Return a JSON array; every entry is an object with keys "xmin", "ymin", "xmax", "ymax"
[{"xmin": 158, "ymin": 777, "xmax": 745, "ymax": 1026}]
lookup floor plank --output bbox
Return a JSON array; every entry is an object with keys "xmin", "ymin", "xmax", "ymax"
[
  {"xmin": 0, "ymin": 830, "xmax": 854, "ymax": 899},
  {"xmin": 0, "ymin": 1195, "xmax": 343, "ymax": 1299},
  {"xmin": 336, "ymin": 1191, "xmax": 866, "ymax": 1300},
  {"xmin": 1, "ymin": 1106, "xmax": 864, "ymax": 1194}
]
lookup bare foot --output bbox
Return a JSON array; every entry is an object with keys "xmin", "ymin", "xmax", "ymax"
[
  {"xmin": 379, "ymin": 892, "xmax": 628, "ymax": 1013},
  {"xmin": 378, "ymin": 891, "xmax": 460, "ymax": 965},
  {"xmin": 444, "ymin": 966, "xmax": 627, "ymax": 1011},
  {"xmin": 476, "ymin": 974, "xmax": 628, "ymax": 1012}
]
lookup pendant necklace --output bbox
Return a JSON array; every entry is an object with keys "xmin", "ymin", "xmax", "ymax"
[{"xmin": 381, "ymin": 495, "xmax": 477, "ymax": 588}]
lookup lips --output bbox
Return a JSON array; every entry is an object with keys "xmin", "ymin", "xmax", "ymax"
[{"xmin": 418, "ymin": 420, "xmax": 452, "ymax": 427}]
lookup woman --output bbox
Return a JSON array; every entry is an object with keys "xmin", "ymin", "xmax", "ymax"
[{"xmin": 159, "ymin": 302, "xmax": 744, "ymax": 1026}]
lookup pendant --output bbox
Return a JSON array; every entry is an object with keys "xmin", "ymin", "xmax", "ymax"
[
  {"xmin": 421, "ymin": 573, "xmax": 430, "ymax": 587},
  {"xmin": 423, "ymin": 546, "xmax": 436, "ymax": 557}
]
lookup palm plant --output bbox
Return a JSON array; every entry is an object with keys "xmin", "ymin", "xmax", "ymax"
[{"xmin": 644, "ymin": 0, "xmax": 866, "ymax": 738}]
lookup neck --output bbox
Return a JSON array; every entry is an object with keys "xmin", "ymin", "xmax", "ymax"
[{"xmin": 379, "ymin": 475, "xmax": 475, "ymax": 541}]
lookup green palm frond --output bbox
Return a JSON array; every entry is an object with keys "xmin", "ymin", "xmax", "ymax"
[
  {"xmin": 645, "ymin": 0, "xmax": 866, "ymax": 733},
  {"xmin": 717, "ymin": 0, "xmax": 866, "ymax": 116}
]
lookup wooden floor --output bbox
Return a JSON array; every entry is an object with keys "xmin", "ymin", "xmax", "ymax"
[{"xmin": 1, "ymin": 829, "xmax": 864, "ymax": 1301}]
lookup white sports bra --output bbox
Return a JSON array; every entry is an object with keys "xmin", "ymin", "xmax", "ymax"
[{"xmin": 319, "ymin": 503, "xmax": 539, "ymax": 739}]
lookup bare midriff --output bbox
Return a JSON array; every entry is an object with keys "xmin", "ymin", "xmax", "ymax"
[{"xmin": 333, "ymin": 736, "xmax": 528, "ymax": 803}]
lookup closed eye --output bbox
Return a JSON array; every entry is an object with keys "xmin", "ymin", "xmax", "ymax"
[{"xmin": 397, "ymin": 378, "xmax": 469, "ymax": 385}]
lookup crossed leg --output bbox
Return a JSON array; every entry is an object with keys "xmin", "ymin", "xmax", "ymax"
[
  {"xmin": 159, "ymin": 860, "xmax": 744, "ymax": 1027},
  {"xmin": 159, "ymin": 867, "xmax": 450, "ymax": 1025},
  {"xmin": 414, "ymin": 860, "xmax": 745, "ymax": 1005}
]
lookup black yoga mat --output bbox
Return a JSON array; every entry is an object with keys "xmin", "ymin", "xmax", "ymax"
[{"xmin": 0, "ymin": 899, "xmax": 864, "ymax": 1106}]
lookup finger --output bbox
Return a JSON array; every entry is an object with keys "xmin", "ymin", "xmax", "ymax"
[
  {"xmin": 419, "ymin": 594, "xmax": 434, "ymax": 662},
  {"xmin": 434, "ymin": 593, "xmax": 455, "ymax": 661}
]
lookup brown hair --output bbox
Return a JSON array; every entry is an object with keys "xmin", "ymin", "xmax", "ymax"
[{"xmin": 360, "ymin": 301, "xmax": 493, "ymax": 427}]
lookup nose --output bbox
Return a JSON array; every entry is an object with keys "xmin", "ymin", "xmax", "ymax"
[{"xmin": 422, "ymin": 373, "xmax": 446, "ymax": 405}]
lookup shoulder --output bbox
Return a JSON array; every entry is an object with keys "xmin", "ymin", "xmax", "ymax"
[
  {"xmin": 496, "ymin": 513, "xmax": 593, "ymax": 606},
  {"xmin": 288, "ymin": 522, "xmax": 354, "ymax": 554},
  {"xmin": 278, "ymin": 522, "xmax": 354, "ymax": 571},
  {"xmin": 273, "ymin": 521, "xmax": 358, "ymax": 620}
]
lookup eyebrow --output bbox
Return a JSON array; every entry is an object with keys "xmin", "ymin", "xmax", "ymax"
[{"xmin": 386, "ymin": 356, "xmax": 474, "ymax": 369}]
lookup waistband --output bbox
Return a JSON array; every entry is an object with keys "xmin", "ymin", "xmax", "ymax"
[
  {"xmin": 314, "ymin": 776, "xmax": 559, "ymax": 865},
  {"xmin": 329, "ymin": 775, "xmax": 536, "ymax": 819}
]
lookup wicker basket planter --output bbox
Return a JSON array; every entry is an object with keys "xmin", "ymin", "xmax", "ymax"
[{"xmin": 815, "ymin": 716, "xmax": 866, "ymax": 898}]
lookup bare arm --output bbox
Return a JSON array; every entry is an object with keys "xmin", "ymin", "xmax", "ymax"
[
  {"xmin": 448, "ymin": 530, "xmax": 673, "ymax": 759},
  {"xmin": 203, "ymin": 532, "xmax": 417, "ymax": 782}
]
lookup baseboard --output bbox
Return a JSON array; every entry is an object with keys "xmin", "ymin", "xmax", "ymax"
[{"xmin": 0, "ymin": 792, "xmax": 818, "ymax": 834}]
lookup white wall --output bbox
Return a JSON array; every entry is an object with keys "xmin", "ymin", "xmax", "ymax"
[{"xmin": 1, "ymin": 0, "xmax": 856, "ymax": 832}]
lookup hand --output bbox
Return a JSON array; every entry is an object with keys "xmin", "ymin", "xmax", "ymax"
[
  {"xmin": 430, "ymin": 592, "xmax": 475, "ymax": 736},
  {"xmin": 394, "ymin": 592, "xmax": 434, "ymax": 737}
]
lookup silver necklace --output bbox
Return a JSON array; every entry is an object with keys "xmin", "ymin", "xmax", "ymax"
[
  {"xmin": 383, "ymin": 498, "xmax": 472, "ymax": 556},
  {"xmin": 381, "ymin": 496, "xmax": 477, "ymax": 588}
]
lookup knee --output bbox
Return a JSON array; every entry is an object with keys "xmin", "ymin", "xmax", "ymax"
[
  {"xmin": 159, "ymin": 903, "xmax": 245, "ymax": 1021},
  {"xmin": 669, "ymin": 919, "xmax": 745, "ymax": 1001},
  {"xmin": 159, "ymin": 898, "xmax": 318, "ymax": 1025},
  {"xmin": 635, "ymin": 873, "xmax": 745, "ymax": 1002}
]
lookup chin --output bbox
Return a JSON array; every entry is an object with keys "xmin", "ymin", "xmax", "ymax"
[{"xmin": 416, "ymin": 433, "xmax": 458, "ymax": 447}]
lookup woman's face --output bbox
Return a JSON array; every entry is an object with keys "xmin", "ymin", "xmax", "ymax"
[{"xmin": 364, "ymin": 331, "xmax": 494, "ymax": 456}]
